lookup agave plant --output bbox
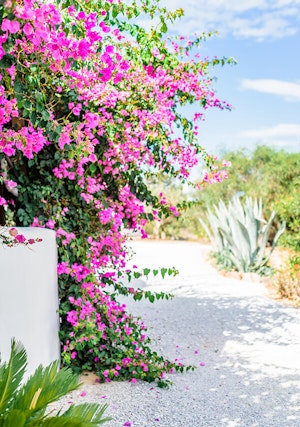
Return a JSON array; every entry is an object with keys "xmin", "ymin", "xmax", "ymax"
[
  {"xmin": 0, "ymin": 340, "xmax": 111, "ymax": 426},
  {"xmin": 200, "ymin": 196, "xmax": 286, "ymax": 273}
]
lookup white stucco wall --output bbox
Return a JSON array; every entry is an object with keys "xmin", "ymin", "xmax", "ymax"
[{"xmin": 0, "ymin": 227, "xmax": 60, "ymax": 376}]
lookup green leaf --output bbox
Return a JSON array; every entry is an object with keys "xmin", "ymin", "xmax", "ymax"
[
  {"xmin": 148, "ymin": 294, "xmax": 155, "ymax": 303},
  {"xmin": 12, "ymin": 362, "xmax": 80, "ymax": 414},
  {"xmin": 161, "ymin": 268, "xmax": 167, "ymax": 279},
  {"xmin": 0, "ymin": 410, "xmax": 26, "ymax": 427},
  {"xmin": 0, "ymin": 340, "xmax": 27, "ymax": 416},
  {"xmin": 143, "ymin": 268, "xmax": 151, "ymax": 277},
  {"xmin": 89, "ymin": 164, "xmax": 97, "ymax": 174},
  {"xmin": 62, "ymin": 403, "xmax": 111, "ymax": 424},
  {"xmin": 0, "ymin": 54, "xmax": 16, "ymax": 69},
  {"xmin": 42, "ymin": 110, "xmax": 50, "ymax": 121}
]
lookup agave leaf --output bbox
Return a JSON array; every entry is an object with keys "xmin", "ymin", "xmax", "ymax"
[
  {"xmin": 231, "ymin": 196, "xmax": 245, "ymax": 223},
  {"xmin": 244, "ymin": 198, "xmax": 261, "ymax": 253},
  {"xmin": 271, "ymin": 220, "xmax": 286, "ymax": 251},
  {"xmin": 198, "ymin": 216, "xmax": 213, "ymax": 243},
  {"xmin": 0, "ymin": 340, "xmax": 27, "ymax": 415},
  {"xmin": 254, "ymin": 220, "xmax": 286, "ymax": 270},
  {"xmin": 254, "ymin": 211, "xmax": 276, "ymax": 267},
  {"xmin": 218, "ymin": 228, "xmax": 246, "ymax": 271},
  {"xmin": 202, "ymin": 196, "xmax": 284, "ymax": 274},
  {"xmin": 221, "ymin": 214, "xmax": 252, "ymax": 271},
  {"xmin": 226, "ymin": 251, "xmax": 244, "ymax": 272},
  {"xmin": 235, "ymin": 219, "xmax": 252, "ymax": 264}
]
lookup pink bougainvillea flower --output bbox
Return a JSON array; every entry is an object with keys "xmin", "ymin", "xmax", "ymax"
[
  {"xmin": 9, "ymin": 228, "xmax": 18, "ymax": 237},
  {"xmin": 23, "ymin": 22, "xmax": 33, "ymax": 35},
  {"xmin": 0, "ymin": 197, "xmax": 7, "ymax": 206},
  {"xmin": 4, "ymin": 180, "xmax": 17, "ymax": 190},
  {"xmin": 15, "ymin": 234, "xmax": 26, "ymax": 243},
  {"xmin": 1, "ymin": 18, "xmax": 20, "ymax": 33}
]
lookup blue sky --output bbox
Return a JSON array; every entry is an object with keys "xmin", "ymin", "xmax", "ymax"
[{"xmin": 160, "ymin": 0, "xmax": 300, "ymax": 155}]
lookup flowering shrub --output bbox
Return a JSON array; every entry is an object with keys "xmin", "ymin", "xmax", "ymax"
[{"xmin": 0, "ymin": 0, "xmax": 232, "ymax": 385}]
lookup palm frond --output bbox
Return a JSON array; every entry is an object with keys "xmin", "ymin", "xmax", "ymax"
[
  {"xmin": 0, "ymin": 409, "xmax": 26, "ymax": 427},
  {"xmin": 0, "ymin": 342, "xmax": 111, "ymax": 427},
  {"xmin": 26, "ymin": 403, "xmax": 111, "ymax": 426},
  {"xmin": 12, "ymin": 362, "xmax": 80, "ymax": 415},
  {"xmin": 62, "ymin": 403, "xmax": 112, "ymax": 424},
  {"xmin": 28, "ymin": 418, "xmax": 82, "ymax": 427},
  {"xmin": 0, "ymin": 340, "xmax": 27, "ymax": 415}
]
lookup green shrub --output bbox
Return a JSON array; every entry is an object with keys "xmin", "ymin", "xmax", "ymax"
[
  {"xmin": 274, "ymin": 255, "xmax": 300, "ymax": 305},
  {"xmin": 0, "ymin": 340, "xmax": 111, "ymax": 426},
  {"xmin": 274, "ymin": 192, "xmax": 300, "ymax": 251}
]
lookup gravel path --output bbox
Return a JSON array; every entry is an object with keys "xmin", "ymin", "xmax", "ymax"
[{"xmin": 62, "ymin": 241, "xmax": 300, "ymax": 427}]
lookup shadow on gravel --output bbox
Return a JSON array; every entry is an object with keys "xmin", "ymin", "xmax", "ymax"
[{"xmin": 123, "ymin": 289, "xmax": 300, "ymax": 427}]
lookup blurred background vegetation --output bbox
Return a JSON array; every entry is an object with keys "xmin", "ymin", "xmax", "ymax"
[
  {"xmin": 146, "ymin": 145, "xmax": 300, "ymax": 252},
  {"xmin": 145, "ymin": 145, "xmax": 300, "ymax": 303}
]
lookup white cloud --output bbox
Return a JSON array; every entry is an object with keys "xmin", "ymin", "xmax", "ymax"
[
  {"xmin": 240, "ymin": 79, "xmax": 300, "ymax": 101},
  {"xmin": 161, "ymin": 0, "xmax": 300, "ymax": 40},
  {"xmin": 239, "ymin": 123, "xmax": 300, "ymax": 148},
  {"xmin": 241, "ymin": 123, "xmax": 300, "ymax": 138}
]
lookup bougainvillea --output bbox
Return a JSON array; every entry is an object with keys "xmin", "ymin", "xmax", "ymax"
[
  {"xmin": 0, "ymin": 0, "xmax": 233, "ymax": 386},
  {"xmin": 0, "ymin": 226, "xmax": 42, "ymax": 246}
]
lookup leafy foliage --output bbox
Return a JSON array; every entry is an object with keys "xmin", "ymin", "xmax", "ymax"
[
  {"xmin": 200, "ymin": 196, "xmax": 286, "ymax": 273},
  {"xmin": 0, "ymin": 340, "xmax": 111, "ymax": 426},
  {"xmin": 0, "ymin": 0, "xmax": 230, "ymax": 384},
  {"xmin": 273, "ymin": 254, "xmax": 300, "ymax": 305},
  {"xmin": 198, "ymin": 146, "xmax": 300, "ymax": 251}
]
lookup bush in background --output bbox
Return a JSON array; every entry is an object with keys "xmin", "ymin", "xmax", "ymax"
[
  {"xmin": 198, "ymin": 146, "xmax": 300, "ymax": 251},
  {"xmin": 273, "ymin": 254, "xmax": 300, "ymax": 305}
]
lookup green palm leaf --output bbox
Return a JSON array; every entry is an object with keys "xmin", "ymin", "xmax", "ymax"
[
  {"xmin": 0, "ymin": 409, "xmax": 26, "ymax": 427},
  {"xmin": 62, "ymin": 403, "xmax": 112, "ymax": 424},
  {"xmin": 0, "ymin": 340, "xmax": 27, "ymax": 415},
  {"xmin": 26, "ymin": 403, "xmax": 112, "ymax": 427},
  {"xmin": 0, "ymin": 341, "xmax": 111, "ymax": 426},
  {"xmin": 28, "ymin": 418, "xmax": 83, "ymax": 427},
  {"xmin": 12, "ymin": 362, "xmax": 81, "ymax": 415}
]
